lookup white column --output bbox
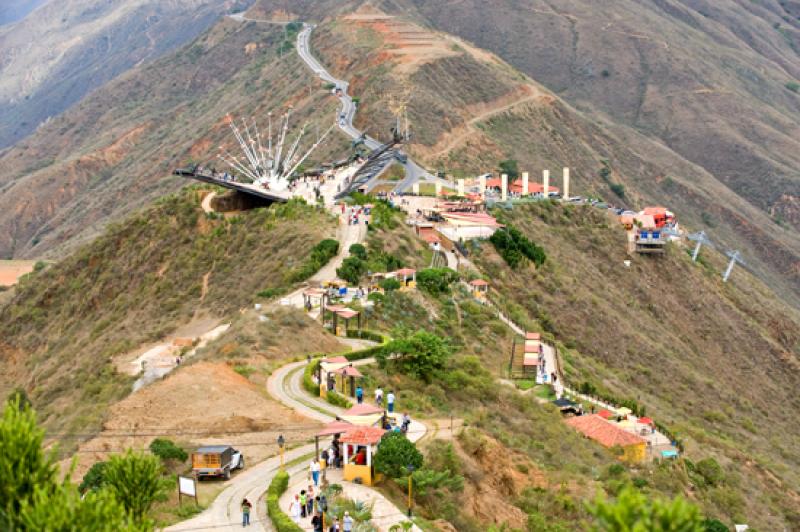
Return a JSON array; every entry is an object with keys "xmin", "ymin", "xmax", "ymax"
[
  {"xmin": 563, "ymin": 167, "xmax": 570, "ymax": 200},
  {"xmin": 412, "ymin": 182, "xmax": 419, "ymax": 195},
  {"xmin": 521, "ymin": 172, "xmax": 529, "ymax": 197},
  {"xmin": 457, "ymin": 179, "xmax": 464, "ymax": 197},
  {"xmin": 343, "ymin": 443, "xmax": 349, "ymax": 465},
  {"xmin": 435, "ymin": 182, "xmax": 442, "ymax": 196},
  {"xmin": 542, "ymin": 170, "xmax": 550, "ymax": 199},
  {"xmin": 366, "ymin": 445, "xmax": 372, "ymax": 466},
  {"xmin": 501, "ymin": 173, "xmax": 508, "ymax": 201},
  {"xmin": 479, "ymin": 175, "xmax": 486, "ymax": 195}
]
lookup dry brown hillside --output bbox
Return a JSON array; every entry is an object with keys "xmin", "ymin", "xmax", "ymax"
[{"xmin": 0, "ymin": 17, "xmax": 351, "ymax": 260}]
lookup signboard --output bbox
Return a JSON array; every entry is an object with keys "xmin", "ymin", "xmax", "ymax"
[{"xmin": 178, "ymin": 476, "xmax": 197, "ymax": 504}]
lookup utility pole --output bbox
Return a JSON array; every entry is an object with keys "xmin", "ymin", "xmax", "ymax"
[
  {"xmin": 723, "ymin": 250, "xmax": 745, "ymax": 282},
  {"xmin": 687, "ymin": 231, "xmax": 713, "ymax": 262}
]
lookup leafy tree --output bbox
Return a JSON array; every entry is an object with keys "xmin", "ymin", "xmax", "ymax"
[
  {"xmin": 374, "ymin": 432, "xmax": 423, "ymax": 479},
  {"xmin": 586, "ymin": 486, "xmax": 704, "ymax": 531},
  {"xmin": 0, "ymin": 398, "xmax": 59, "ymax": 526},
  {"xmin": 610, "ymin": 183, "xmax": 626, "ymax": 199},
  {"xmin": 489, "ymin": 226, "xmax": 546, "ymax": 269},
  {"xmin": 148, "ymin": 438, "xmax": 188, "ymax": 462},
  {"xmin": 6, "ymin": 387, "xmax": 31, "ymax": 410},
  {"xmin": 693, "ymin": 458, "xmax": 724, "ymax": 488},
  {"xmin": 0, "ymin": 399, "xmax": 140, "ymax": 530},
  {"xmin": 103, "ymin": 450, "xmax": 166, "ymax": 523},
  {"xmin": 79, "ymin": 461, "xmax": 108, "ymax": 493},
  {"xmin": 498, "ymin": 159, "xmax": 520, "ymax": 179},
  {"xmin": 415, "ymin": 268, "xmax": 459, "ymax": 295},
  {"xmin": 376, "ymin": 331, "xmax": 453, "ymax": 381},
  {"xmin": 336, "ymin": 256, "xmax": 367, "ymax": 284},
  {"xmin": 349, "ymin": 243, "xmax": 368, "ymax": 260}
]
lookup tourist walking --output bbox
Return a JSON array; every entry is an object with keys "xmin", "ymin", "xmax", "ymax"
[
  {"xmin": 356, "ymin": 386, "xmax": 364, "ymax": 404},
  {"xmin": 387, "ymin": 390, "xmax": 396, "ymax": 413},
  {"xmin": 241, "ymin": 498, "xmax": 252, "ymax": 527},
  {"xmin": 329, "ymin": 517, "xmax": 341, "ymax": 531},
  {"xmin": 300, "ymin": 490, "xmax": 308, "ymax": 518},
  {"xmin": 310, "ymin": 459, "xmax": 321, "ymax": 486},
  {"xmin": 290, "ymin": 495, "xmax": 302, "ymax": 524},
  {"xmin": 375, "ymin": 387, "xmax": 383, "ymax": 407},
  {"xmin": 312, "ymin": 511, "xmax": 324, "ymax": 532},
  {"xmin": 343, "ymin": 511, "xmax": 354, "ymax": 532},
  {"xmin": 306, "ymin": 484, "xmax": 315, "ymax": 516}
]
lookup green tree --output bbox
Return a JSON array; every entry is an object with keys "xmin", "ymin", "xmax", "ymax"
[
  {"xmin": 337, "ymin": 256, "xmax": 367, "ymax": 284},
  {"xmin": 489, "ymin": 226, "xmax": 546, "ymax": 269},
  {"xmin": 349, "ymin": 243, "xmax": 368, "ymax": 260},
  {"xmin": 498, "ymin": 159, "xmax": 520, "ymax": 179},
  {"xmin": 415, "ymin": 268, "xmax": 459, "ymax": 295},
  {"xmin": 380, "ymin": 278, "xmax": 402, "ymax": 291},
  {"xmin": 79, "ymin": 461, "xmax": 108, "ymax": 493},
  {"xmin": 0, "ymin": 398, "xmax": 59, "ymax": 526},
  {"xmin": 103, "ymin": 450, "xmax": 166, "ymax": 523},
  {"xmin": 376, "ymin": 331, "xmax": 453, "ymax": 381},
  {"xmin": 374, "ymin": 432, "xmax": 423, "ymax": 479},
  {"xmin": 6, "ymin": 387, "xmax": 31, "ymax": 410},
  {"xmin": 148, "ymin": 438, "xmax": 188, "ymax": 463},
  {"xmin": 701, "ymin": 518, "xmax": 729, "ymax": 532},
  {"xmin": 18, "ymin": 483, "xmax": 140, "ymax": 531},
  {"xmin": 587, "ymin": 486, "xmax": 704, "ymax": 531}
]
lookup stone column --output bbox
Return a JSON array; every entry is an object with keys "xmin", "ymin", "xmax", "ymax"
[
  {"xmin": 543, "ymin": 170, "xmax": 550, "ymax": 199},
  {"xmin": 366, "ymin": 445, "xmax": 372, "ymax": 466},
  {"xmin": 501, "ymin": 173, "xmax": 508, "ymax": 201},
  {"xmin": 457, "ymin": 178, "xmax": 465, "ymax": 197},
  {"xmin": 343, "ymin": 443, "xmax": 349, "ymax": 465},
  {"xmin": 435, "ymin": 182, "xmax": 442, "ymax": 197},
  {"xmin": 479, "ymin": 175, "xmax": 486, "ymax": 196},
  {"xmin": 412, "ymin": 182, "xmax": 419, "ymax": 195},
  {"xmin": 521, "ymin": 172, "xmax": 529, "ymax": 197},
  {"xmin": 563, "ymin": 167, "xmax": 570, "ymax": 200}
]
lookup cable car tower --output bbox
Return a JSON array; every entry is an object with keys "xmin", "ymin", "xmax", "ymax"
[
  {"xmin": 217, "ymin": 108, "xmax": 335, "ymax": 192},
  {"xmin": 687, "ymin": 231, "xmax": 713, "ymax": 262},
  {"xmin": 723, "ymin": 250, "xmax": 745, "ymax": 283}
]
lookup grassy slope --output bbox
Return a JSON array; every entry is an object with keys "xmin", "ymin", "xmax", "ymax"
[
  {"xmin": 0, "ymin": 188, "xmax": 336, "ymax": 441},
  {"xmin": 0, "ymin": 17, "xmax": 352, "ymax": 259},
  {"xmin": 307, "ymin": 6, "xmax": 800, "ymax": 312},
  {"xmin": 472, "ymin": 202, "xmax": 800, "ymax": 528}
]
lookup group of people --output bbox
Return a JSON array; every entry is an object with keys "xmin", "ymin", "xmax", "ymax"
[{"xmin": 344, "ymin": 205, "xmax": 369, "ymax": 226}]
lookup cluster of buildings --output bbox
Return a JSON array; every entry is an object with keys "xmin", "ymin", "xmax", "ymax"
[{"xmin": 619, "ymin": 206, "xmax": 679, "ymax": 254}]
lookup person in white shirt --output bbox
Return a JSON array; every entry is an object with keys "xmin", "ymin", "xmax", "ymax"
[
  {"xmin": 386, "ymin": 391, "xmax": 396, "ymax": 413},
  {"xmin": 289, "ymin": 494, "xmax": 301, "ymax": 524},
  {"xmin": 342, "ymin": 511, "xmax": 354, "ymax": 532},
  {"xmin": 375, "ymin": 387, "xmax": 383, "ymax": 406},
  {"xmin": 310, "ymin": 459, "xmax": 321, "ymax": 486}
]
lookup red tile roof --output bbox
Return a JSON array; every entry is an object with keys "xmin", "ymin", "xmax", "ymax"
[
  {"xmin": 524, "ymin": 343, "xmax": 540, "ymax": 353},
  {"xmin": 316, "ymin": 420, "xmax": 354, "ymax": 437},
  {"xmin": 469, "ymin": 279, "xmax": 489, "ymax": 286},
  {"xmin": 395, "ymin": 268, "xmax": 416, "ymax": 276},
  {"xmin": 565, "ymin": 415, "xmax": 646, "ymax": 448},
  {"xmin": 333, "ymin": 366, "xmax": 363, "ymax": 377},
  {"xmin": 340, "ymin": 426, "xmax": 386, "ymax": 445},
  {"xmin": 336, "ymin": 309, "xmax": 359, "ymax": 319},
  {"xmin": 323, "ymin": 356, "xmax": 349, "ymax": 364},
  {"xmin": 343, "ymin": 403, "xmax": 384, "ymax": 416},
  {"xmin": 510, "ymin": 180, "xmax": 560, "ymax": 194},
  {"xmin": 597, "ymin": 409, "xmax": 614, "ymax": 419},
  {"xmin": 525, "ymin": 332, "xmax": 541, "ymax": 340}
]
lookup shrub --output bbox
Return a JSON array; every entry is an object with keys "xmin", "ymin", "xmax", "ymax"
[
  {"xmin": 345, "ymin": 329, "xmax": 386, "ymax": 343},
  {"xmin": 694, "ymin": 457, "xmax": 724, "ymax": 487},
  {"xmin": 79, "ymin": 462, "xmax": 108, "ymax": 493},
  {"xmin": 349, "ymin": 243, "xmax": 367, "ymax": 260},
  {"xmin": 498, "ymin": 159, "xmax": 520, "ymax": 179},
  {"xmin": 267, "ymin": 471, "xmax": 303, "ymax": 532},
  {"xmin": 489, "ymin": 226, "xmax": 546, "ymax": 269},
  {"xmin": 304, "ymin": 358, "xmax": 321, "ymax": 396},
  {"xmin": 326, "ymin": 390, "xmax": 352, "ymax": 408},
  {"xmin": 610, "ymin": 183, "xmax": 626, "ymax": 199},
  {"xmin": 103, "ymin": 450, "xmax": 165, "ymax": 523},
  {"xmin": 374, "ymin": 432, "xmax": 423, "ymax": 479},
  {"xmin": 587, "ymin": 486, "xmax": 703, "ymax": 531},
  {"xmin": 786, "ymin": 81, "xmax": 800, "ymax": 93},
  {"xmin": 415, "ymin": 268, "xmax": 459, "ymax": 296},
  {"xmin": 367, "ymin": 292, "xmax": 384, "ymax": 303},
  {"xmin": 290, "ymin": 239, "xmax": 339, "ymax": 282},
  {"xmin": 702, "ymin": 518, "xmax": 729, "ymax": 532},
  {"xmin": 148, "ymin": 438, "xmax": 188, "ymax": 463},
  {"xmin": 380, "ymin": 278, "xmax": 402, "ymax": 291}
]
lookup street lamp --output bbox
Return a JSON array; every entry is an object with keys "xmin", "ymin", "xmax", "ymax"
[
  {"xmin": 406, "ymin": 464, "xmax": 415, "ymax": 517},
  {"xmin": 277, "ymin": 434, "xmax": 285, "ymax": 470}
]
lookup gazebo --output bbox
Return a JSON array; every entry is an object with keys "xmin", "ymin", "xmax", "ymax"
[
  {"xmin": 322, "ymin": 305, "xmax": 362, "ymax": 336},
  {"xmin": 469, "ymin": 279, "xmax": 489, "ymax": 300},
  {"xmin": 315, "ymin": 420, "xmax": 353, "ymax": 475},
  {"xmin": 331, "ymin": 364, "xmax": 364, "ymax": 398},
  {"xmin": 523, "ymin": 332, "xmax": 542, "ymax": 376},
  {"xmin": 319, "ymin": 356, "xmax": 349, "ymax": 399},
  {"xmin": 341, "ymin": 426, "xmax": 386, "ymax": 486},
  {"xmin": 394, "ymin": 268, "xmax": 417, "ymax": 289},
  {"xmin": 303, "ymin": 287, "xmax": 327, "ymax": 312}
]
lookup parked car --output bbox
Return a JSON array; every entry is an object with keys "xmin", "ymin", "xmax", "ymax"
[{"xmin": 191, "ymin": 446, "xmax": 244, "ymax": 480}]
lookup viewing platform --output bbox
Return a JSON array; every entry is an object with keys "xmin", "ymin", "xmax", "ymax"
[{"xmin": 174, "ymin": 168, "xmax": 290, "ymax": 203}]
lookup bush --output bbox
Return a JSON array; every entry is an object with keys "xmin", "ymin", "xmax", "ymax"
[
  {"xmin": 693, "ymin": 458, "xmax": 724, "ymax": 488},
  {"xmin": 786, "ymin": 81, "xmax": 800, "ymax": 93},
  {"xmin": 416, "ymin": 268, "xmax": 459, "ymax": 296},
  {"xmin": 609, "ymin": 183, "xmax": 626, "ymax": 199},
  {"xmin": 376, "ymin": 331, "xmax": 453, "ymax": 382},
  {"xmin": 326, "ymin": 390, "xmax": 352, "ymax": 408},
  {"xmin": 374, "ymin": 432, "xmax": 423, "ymax": 479},
  {"xmin": 345, "ymin": 329, "xmax": 386, "ymax": 343},
  {"xmin": 587, "ymin": 486, "xmax": 704, "ymax": 531},
  {"xmin": 103, "ymin": 450, "xmax": 165, "ymax": 523},
  {"xmin": 149, "ymin": 438, "xmax": 188, "ymax": 463},
  {"xmin": 290, "ymin": 239, "xmax": 339, "ymax": 282},
  {"xmin": 79, "ymin": 462, "xmax": 108, "ymax": 493},
  {"xmin": 498, "ymin": 159, "xmax": 520, "ymax": 179},
  {"xmin": 349, "ymin": 243, "xmax": 367, "ymax": 260},
  {"xmin": 489, "ymin": 226, "xmax": 546, "ymax": 269},
  {"xmin": 702, "ymin": 518, "xmax": 729, "ymax": 532},
  {"xmin": 304, "ymin": 358, "xmax": 321, "ymax": 396},
  {"xmin": 368, "ymin": 292, "xmax": 384, "ymax": 303},
  {"xmin": 380, "ymin": 278, "xmax": 402, "ymax": 292},
  {"xmin": 336, "ymin": 256, "xmax": 367, "ymax": 284},
  {"xmin": 267, "ymin": 471, "xmax": 304, "ymax": 532}
]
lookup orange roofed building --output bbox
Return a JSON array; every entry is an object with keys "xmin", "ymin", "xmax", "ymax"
[{"xmin": 565, "ymin": 414, "xmax": 646, "ymax": 463}]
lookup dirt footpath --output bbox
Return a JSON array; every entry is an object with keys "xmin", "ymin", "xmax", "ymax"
[{"xmin": 0, "ymin": 260, "xmax": 37, "ymax": 286}]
